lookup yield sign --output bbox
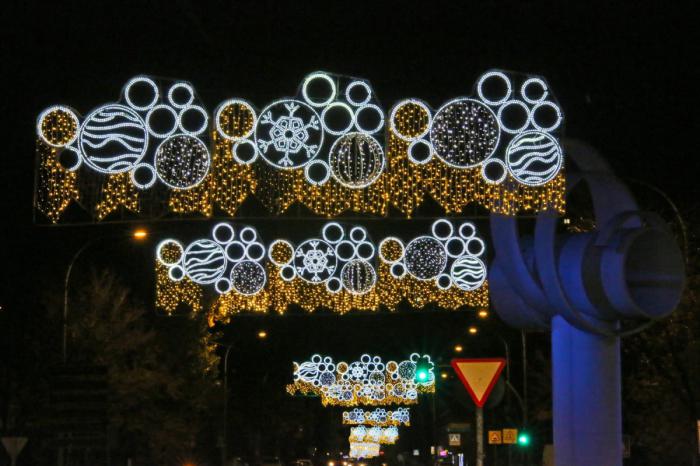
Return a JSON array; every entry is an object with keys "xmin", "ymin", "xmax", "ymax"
[{"xmin": 451, "ymin": 358, "xmax": 506, "ymax": 407}]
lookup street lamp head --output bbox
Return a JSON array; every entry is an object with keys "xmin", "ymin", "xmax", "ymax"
[
  {"xmin": 478, "ymin": 309, "xmax": 489, "ymax": 318},
  {"xmin": 132, "ymin": 228, "xmax": 148, "ymax": 240},
  {"xmin": 257, "ymin": 330, "xmax": 268, "ymax": 339},
  {"xmin": 468, "ymin": 326, "xmax": 478, "ymax": 335},
  {"xmin": 454, "ymin": 344, "xmax": 463, "ymax": 353}
]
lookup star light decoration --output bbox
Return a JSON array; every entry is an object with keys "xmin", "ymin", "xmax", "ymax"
[
  {"xmin": 155, "ymin": 220, "xmax": 489, "ymax": 317},
  {"xmin": 285, "ymin": 354, "xmax": 435, "ymax": 406},
  {"xmin": 36, "ymin": 70, "xmax": 565, "ymax": 223}
]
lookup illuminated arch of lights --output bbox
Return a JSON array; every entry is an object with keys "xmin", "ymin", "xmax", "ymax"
[
  {"xmin": 285, "ymin": 353, "xmax": 435, "ymax": 407},
  {"xmin": 155, "ymin": 220, "xmax": 489, "ymax": 317},
  {"xmin": 343, "ymin": 408, "xmax": 411, "ymax": 427},
  {"xmin": 36, "ymin": 70, "xmax": 565, "ymax": 223}
]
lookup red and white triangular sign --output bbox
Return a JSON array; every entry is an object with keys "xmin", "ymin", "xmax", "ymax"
[{"xmin": 451, "ymin": 358, "xmax": 506, "ymax": 407}]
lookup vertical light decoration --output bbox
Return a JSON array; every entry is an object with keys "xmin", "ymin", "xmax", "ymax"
[
  {"xmin": 36, "ymin": 142, "xmax": 80, "ymax": 222},
  {"xmin": 95, "ymin": 172, "xmax": 140, "ymax": 220}
]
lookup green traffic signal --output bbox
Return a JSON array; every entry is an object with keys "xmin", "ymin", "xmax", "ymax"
[
  {"xmin": 517, "ymin": 432, "xmax": 531, "ymax": 446},
  {"xmin": 414, "ymin": 356, "xmax": 433, "ymax": 383}
]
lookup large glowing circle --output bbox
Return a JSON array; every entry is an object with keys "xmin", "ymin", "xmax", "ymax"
[
  {"xmin": 430, "ymin": 98, "xmax": 500, "ymax": 169},
  {"xmin": 254, "ymin": 99, "xmax": 324, "ymax": 169},
  {"xmin": 154, "ymin": 134, "xmax": 210, "ymax": 189},
  {"xmin": 329, "ymin": 132, "xmax": 385, "ymax": 188},
  {"xmin": 79, "ymin": 104, "xmax": 148, "ymax": 174},
  {"xmin": 341, "ymin": 259, "xmax": 377, "ymax": 295},
  {"xmin": 293, "ymin": 239, "xmax": 337, "ymax": 283},
  {"xmin": 505, "ymin": 130, "xmax": 563, "ymax": 186},
  {"xmin": 450, "ymin": 255, "xmax": 486, "ymax": 291},
  {"xmin": 183, "ymin": 239, "xmax": 226, "ymax": 284},
  {"xmin": 37, "ymin": 106, "xmax": 80, "ymax": 148},
  {"xmin": 404, "ymin": 236, "xmax": 447, "ymax": 280},
  {"xmin": 230, "ymin": 260, "xmax": 266, "ymax": 295}
]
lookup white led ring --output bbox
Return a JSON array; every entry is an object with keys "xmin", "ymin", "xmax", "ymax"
[
  {"xmin": 178, "ymin": 105, "xmax": 209, "ymax": 136},
  {"xmin": 302, "ymin": 72, "xmax": 337, "ymax": 107},
  {"xmin": 345, "ymin": 80, "xmax": 372, "ymax": 106},
  {"xmin": 167, "ymin": 82, "xmax": 195, "ymax": 109},
  {"xmin": 477, "ymin": 71, "xmax": 512, "ymax": 106},
  {"xmin": 124, "ymin": 76, "xmax": 159, "ymax": 111},
  {"xmin": 388, "ymin": 99, "xmax": 432, "ymax": 143},
  {"xmin": 145, "ymin": 104, "xmax": 179, "ymax": 138},
  {"xmin": 215, "ymin": 98, "xmax": 257, "ymax": 141},
  {"xmin": 497, "ymin": 99, "xmax": 531, "ymax": 134}
]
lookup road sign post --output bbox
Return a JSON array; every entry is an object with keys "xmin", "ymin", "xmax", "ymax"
[{"xmin": 451, "ymin": 358, "xmax": 506, "ymax": 466}]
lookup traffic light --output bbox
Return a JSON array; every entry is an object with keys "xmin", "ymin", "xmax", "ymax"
[
  {"xmin": 414, "ymin": 356, "xmax": 434, "ymax": 383},
  {"xmin": 517, "ymin": 431, "xmax": 531, "ymax": 447}
]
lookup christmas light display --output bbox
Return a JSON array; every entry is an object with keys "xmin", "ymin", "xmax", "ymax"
[
  {"xmin": 35, "ymin": 70, "xmax": 565, "ymax": 223},
  {"xmin": 349, "ymin": 426, "xmax": 399, "ymax": 444},
  {"xmin": 342, "ymin": 408, "xmax": 410, "ymax": 426},
  {"xmin": 286, "ymin": 353, "xmax": 435, "ymax": 406},
  {"xmin": 349, "ymin": 442, "xmax": 380, "ymax": 459},
  {"xmin": 155, "ymin": 220, "xmax": 489, "ymax": 317}
]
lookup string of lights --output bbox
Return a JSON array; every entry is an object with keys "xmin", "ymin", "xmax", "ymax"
[
  {"xmin": 286, "ymin": 354, "xmax": 435, "ymax": 407},
  {"xmin": 35, "ymin": 70, "xmax": 565, "ymax": 223}
]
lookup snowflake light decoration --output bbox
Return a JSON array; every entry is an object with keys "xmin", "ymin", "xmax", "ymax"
[{"xmin": 255, "ymin": 99, "xmax": 323, "ymax": 169}]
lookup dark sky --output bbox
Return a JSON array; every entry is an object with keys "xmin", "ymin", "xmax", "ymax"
[{"xmin": 1, "ymin": 0, "xmax": 698, "ymax": 357}]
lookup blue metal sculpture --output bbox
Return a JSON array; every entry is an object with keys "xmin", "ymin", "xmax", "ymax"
[{"xmin": 489, "ymin": 139, "xmax": 685, "ymax": 466}]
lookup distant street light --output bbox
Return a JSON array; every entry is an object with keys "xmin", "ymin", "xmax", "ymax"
[
  {"xmin": 468, "ymin": 326, "xmax": 478, "ymax": 335},
  {"xmin": 478, "ymin": 309, "xmax": 489, "ymax": 319},
  {"xmin": 132, "ymin": 228, "xmax": 148, "ymax": 240},
  {"xmin": 257, "ymin": 330, "xmax": 268, "ymax": 339},
  {"xmin": 454, "ymin": 344, "xmax": 463, "ymax": 353}
]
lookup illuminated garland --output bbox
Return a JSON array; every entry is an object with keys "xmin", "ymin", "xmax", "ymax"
[
  {"xmin": 349, "ymin": 426, "xmax": 399, "ymax": 444},
  {"xmin": 286, "ymin": 354, "xmax": 435, "ymax": 407},
  {"xmin": 154, "ymin": 221, "xmax": 489, "ymax": 318},
  {"xmin": 349, "ymin": 442, "xmax": 381, "ymax": 459},
  {"xmin": 35, "ymin": 70, "xmax": 565, "ymax": 223},
  {"xmin": 343, "ymin": 408, "xmax": 410, "ymax": 427}
]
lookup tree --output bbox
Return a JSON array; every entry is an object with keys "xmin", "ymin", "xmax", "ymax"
[{"xmin": 66, "ymin": 268, "xmax": 222, "ymax": 465}]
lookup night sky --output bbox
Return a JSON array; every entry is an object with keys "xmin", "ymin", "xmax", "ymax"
[{"xmin": 1, "ymin": 0, "xmax": 698, "ymax": 457}]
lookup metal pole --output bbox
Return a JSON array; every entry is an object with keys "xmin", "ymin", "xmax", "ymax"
[
  {"xmin": 223, "ymin": 345, "xmax": 233, "ymax": 466},
  {"xmin": 63, "ymin": 240, "xmax": 96, "ymax": 364},
  {"xmin": 476, "ymin": 407, "xmax": 484, "ymax": 466}
]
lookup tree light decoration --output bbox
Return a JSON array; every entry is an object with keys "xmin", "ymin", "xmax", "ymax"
[
  {"xmin": 342, "ymin": 408, "xmax": 410, "ymax": 426},
  {"xmin": 36, "ymin": 70, "xmax": 565, "ymax": 223},
  {"xmin": 286, "ymin": 353, "xmax": 435, "ymax": 406}
]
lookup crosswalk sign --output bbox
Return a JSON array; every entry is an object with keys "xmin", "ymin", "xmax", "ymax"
[{"xmin": 488, "ymin": 431, "xmax": 502, "ymax": 444}]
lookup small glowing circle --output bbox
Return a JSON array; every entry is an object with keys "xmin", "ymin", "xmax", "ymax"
[
  {"xmin": 321, "ymin": 102, "xmax": 355, "ymax": 135},
  {"xmin": 215, "ymin": 99, "xmax": 257, "ymax": 141},
  {"xmin": 520, "ymin": 78, "xmax": 549, "ymax": 104},
  {"xmin": 232, "ymin": 139, "xmax": 258, "ymax": 165},
  {"xmin": 322, "ymin": 222, "xmax": 345, "ymax": 244},
  {"xmin": 389, "ymin": 99, "xmax": 432, "ymax": 142},
  {"xmin": 530, "ymin": 101, "xmax": 563, "ymax": 132},
  {"xmin": 497, "ymin": 99, "xmax": 531, "ymax": 134},
  {"xmin": 304, "ymin": 159, "xmax": 331, "ymax": 186},
  {"xmin": 37, "ymin": 105, "xmax": 80, "ymax": 148},
  {"xmin": 178, "ymin": 105, "xmax": 209, "ymax": 136},
  {"xmin": 302, "ymin": 72, "xmax": 337, "ymax": 107},
  {"xmin": 145, "ymin": 104, "xmax": 179, "ymax": 138},
  {"xmin": 167, "ymin": 82, "xmax": 195, "ymax": 109},
  {"xmin": 124, "ymin": 76, "xmax": 159, "ymax": 111},
  {"xmin": 130, "ymin": 163, "xmax": 157, "ymax": 190},
  {"xmin": 354, "ymin": 104, "xmax": 384, "ymax": 134},
  {"xmin": 345, "ymin": 80, "xmax": 372, "ymax": 106},
  {"xmin": 477, "ymin": 71, "xmax": 512, "ymax": 106}
]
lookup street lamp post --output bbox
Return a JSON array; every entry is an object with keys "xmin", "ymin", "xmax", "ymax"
[{"xmin": 62, "ymin": 228, "xmax": 148, "ymax": 364}]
